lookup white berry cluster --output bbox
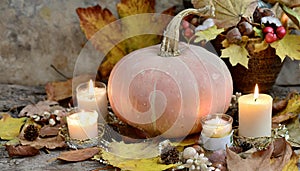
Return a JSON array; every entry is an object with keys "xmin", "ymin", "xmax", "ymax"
[{"xmin": 177, "ymin": 147, "xmax": 220, "ymax": 171}]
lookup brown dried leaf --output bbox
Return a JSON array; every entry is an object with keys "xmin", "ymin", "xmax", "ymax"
[
  {"xmin": 271, "ymin": 138, "xmax": 293, "ymax": 170},
  {"xmin": 19, "ymin": 100, "xmax": 63, "ymax": 117},
  {"xmin": 57, "ymin": 147, "xmax": 100, "ymax": 162},
  {"xmin": 226, "ymin": 144, "xmax": 273, "ymax": 171},
  {"xmin": 20, "ymin": 134, "xmax": 66, "ymax": 149},
  {"xmin": 211, "ymin": 0, "xmax": 258, "ymax": 28},
  {"xmin": 272, "ymin": 92, "xmax": 300, "ymax": 123},
  {"xmin": 6, "ymin": 145, "xmax": 39, "ymax": 157},
  {"xmin": 39, "ymin": 125, "xmax": 60, "ymax": 138},
  {"xmin": 227, "ymin": 138, "xmax": 295, "ymax": 171},
  {"xmin": 45, "ymin": 74, "xmax": 95, "ymax": 101}
]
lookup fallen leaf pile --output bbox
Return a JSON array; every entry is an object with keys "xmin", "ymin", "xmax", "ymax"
[{"xmin": 76, "ymin": 0, "xmax": 175, "ymax": 80}]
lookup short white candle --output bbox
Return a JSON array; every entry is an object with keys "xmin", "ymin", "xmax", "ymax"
[
  {"xmin": 67, "ymin": 110, "xmax": 98, "ymax": 140},
  {"xmin": 76, "ymin": 80, "xmax": 108, "ymax": 122},
  {"xmin": 238, "ymin": 84, "xmax": 273, "ymax": 137},
  {"xmin": 201, "ymin": 114, "xmax": 232, "ymax": 138}
]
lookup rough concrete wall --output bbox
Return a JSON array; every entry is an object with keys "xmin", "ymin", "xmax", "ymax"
[{"xmin": 0, "ymin": 0, "xmax": 182, "ymax": 86}]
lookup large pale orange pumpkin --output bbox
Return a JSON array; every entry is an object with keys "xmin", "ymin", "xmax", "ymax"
[{"xmin": 107, "ymin": 8, "xmax": 233, "ymax": 138}]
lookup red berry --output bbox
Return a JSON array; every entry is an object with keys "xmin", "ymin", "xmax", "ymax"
[
  {"xmin": 182, "ymin": 20, "xmax": 190, "ymax": 29},
  {"xmin": 265, "ymin": 32, "xmax": 277, "ymax": 43},
  {"xmin": 262, "ymin": 26, "xmax": 274, "ymax": 34},
  {"xmin": 276, "ymin": 26, "xmax": 286, "ymax": 39},
  {"xmin": 184, "ymin": 28, "xmax": 194, "ymax": 38}
]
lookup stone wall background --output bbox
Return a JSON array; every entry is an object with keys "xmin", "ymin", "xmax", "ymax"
[{"xmin": 0, "ymin": 0, "xmax": 182, "ymax": 86}]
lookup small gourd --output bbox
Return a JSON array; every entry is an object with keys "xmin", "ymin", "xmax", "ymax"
[{"xmin": 108, "ymin": 7, "xmax": 233, "ymax": 138}]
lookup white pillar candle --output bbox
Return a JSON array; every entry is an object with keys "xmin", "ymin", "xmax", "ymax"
[
  {"xmin": 238, "ymin": 84, "xmax": 273, "ymax": 137},
  {"xmin": 67, "ymin": 110, "xmax": 98, "ymax": 140},
  {"xmin": 76, "ymin": 80, "xmax": 108, "ymax": 122},
  {"xmin": 201, "ymin": 114, "xmax": 232, "ymax": 138}
]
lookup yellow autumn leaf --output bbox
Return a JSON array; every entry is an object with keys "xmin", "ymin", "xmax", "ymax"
[
  {"xmin": 282, "ymin": 154, "xmax": 299, "ymax": 171},
  {"xmin": 0, "ymin": 113, "xmax": 26, "ymax": 140},
  {"xmin": 102, "ymin": 151, "xmax": 176, "ymax": 171},
  {"xmin": 270, "ymin": 34, "xmax": 300, "ymax": 61},
  {"xmin": 194, "ymin": 25, "xmax": 224, "ymax": 43},
  {"xmin": 100, "ymin": 141, "xmax": 176, "ymax": 171},
  {"xmin": 221, "ymin": 44, "xmax": 249, "ymax": 68}
]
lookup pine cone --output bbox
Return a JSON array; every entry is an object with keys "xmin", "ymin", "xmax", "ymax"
[
  {"xmin": 24, "ymin": 124, "xmax": 39, "ymax": 141},
  {"xmin": 160, "ymin": 145, "xmax": 180, "ymax": 164}
]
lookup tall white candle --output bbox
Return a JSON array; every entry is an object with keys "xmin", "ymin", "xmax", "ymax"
[
  {"xmin": 238, "ymin": 84, "xmax": 273, "ymax": 137},
  {"xmin": 76, "ymin": 80, "xmax": 108, "ymax": 122},
  {"xmin": 67, "ymin": 110, "xmax": 98, "ymax": 140}
]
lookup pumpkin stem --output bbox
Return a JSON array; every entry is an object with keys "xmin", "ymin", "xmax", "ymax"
[{"xmin": 159, "ymin": 6, "xmax": 214, "ymax": 57}]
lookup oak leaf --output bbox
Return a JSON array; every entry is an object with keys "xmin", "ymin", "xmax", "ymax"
[
  {"xmin": 57, "ymin": 147, "xmax": 100, "ymax": 162},
  {"xmin": 221, "ymin": 44, "xmax": 249, "ymax": 68},
  {"xmin": 270, "ymin": 34, "xmax": 300, "ymax": 61},
  {"xmin": 0, "ymin": 113, "xmax": 26, "ymax": 140}
]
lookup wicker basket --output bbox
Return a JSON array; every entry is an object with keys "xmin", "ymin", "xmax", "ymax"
[{"xmin": 212, "ymin": 36, "xmax": 283, "ymax": 94}]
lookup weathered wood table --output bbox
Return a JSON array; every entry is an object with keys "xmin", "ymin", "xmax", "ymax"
[{"xmin": 0, "ymin": 83, "xmax": 299, "ymax": 171}]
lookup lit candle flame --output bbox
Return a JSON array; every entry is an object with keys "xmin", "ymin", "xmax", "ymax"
[
  {"xmin": 88, "ymin": 79, "xmax": 95, "ymax": 95},
  {"xmin": 254, "ymin": 84, "xmax": 259, "ymax": 101}
]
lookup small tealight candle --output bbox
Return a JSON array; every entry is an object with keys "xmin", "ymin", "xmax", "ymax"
[
  {"xmin": 200, "ymin": 114, "xmax": 233, "ymax": 151},
  {"xmin": 67, "ymin": 110, "xmax": 98, "ymax": 140},
  {"xmin": 238, "ymin": 84, "xmax": 273, "ymax": 137},
  {"xmin": 76, "ymin": 80, "xmax": 108, "ymax": 122},
  {"xmin": 201, "ymin": 114, "xmax": 232, "ymax": 138}
]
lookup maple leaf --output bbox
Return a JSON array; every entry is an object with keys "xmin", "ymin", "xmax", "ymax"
[
  {"xmin": 270, "ymin": 34, "xmax": 300, "ymax": 61},
  {"xmin": 226, "ymin": 144, "xmax": 273, "ymax": 171},
  {"xmin": 210, "ymin": 0, "xmax": 258, "ymax": 29},
  {"xmin": 227, "ymin": 138, "xmax": 294, "ymax": 171},
  {"xmin": 194, "ymin": 25, "xmax": 224, "ymax": 43},
  {"xmin": 221, "ymin": 44, "xmax": 249, "ymax": 68},
  {"xmin": 76, "ymin": 1, "xmax": 175, "ymax": 80},
  {"xmin": 0, "ymin": 113, "xmax": 26, "ymax": 140}
]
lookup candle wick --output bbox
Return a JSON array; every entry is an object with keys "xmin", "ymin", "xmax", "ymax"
[{"xmin": 254, "ymin": 98, "xmax": 257, "ymax": 102}]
